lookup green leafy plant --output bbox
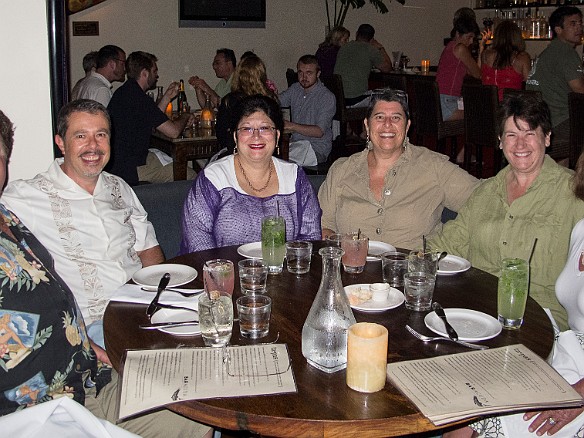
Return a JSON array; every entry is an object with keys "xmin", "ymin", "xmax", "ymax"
[{"xmin": 325, "ymin": 0, "xmax": 403, "ymax": 29}]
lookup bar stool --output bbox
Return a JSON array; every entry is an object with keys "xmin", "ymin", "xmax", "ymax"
[
  {"xmin": 410, "ymin": 77, "xmax": 463, "ymax": 162},
  {"xmin": 462, "ymin": 83, "xmax": 502, "ymax": 177}
]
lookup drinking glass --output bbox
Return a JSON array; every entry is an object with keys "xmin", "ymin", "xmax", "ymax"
[
  {"xmin": 497, "ymin": 258, "xmax": 529, "ymax": 329},
  {"xmin": 341, "ymin": 232, "xmax": 369, "ymax": 274},
  {"xmin": 381, "ymin": 251, "xmax": 409, "ymax": 287},
  {"xmin": 408, "ymin": 248, "xmax": 440, "ymax": 277},
  {"xmin": 236, "ymin": 295, "xmax": 272, "ymax": 339},
  {"xmin": 325, "ymin": 233, "xmax": 342, "ymax": 247},
  {"xmin": 238, "ymin": 259, "xmax": 268, "ymax": 295},
  {"xmin": 203, "ymin": 259, "xmax": 234, "ymax": 297},
  {"xmin": 403, "ymin": 271, "xmax": 435, "ymax": 311},
  {"xmin": 286, "ymin": 241, "xmax": 313, "ymax": 274},
  {"xmin": 261, "ymin": 216, "xmax": 286, "ymax": 274},
  {"xmin": 198, "ymin": 293, "xmax": 233, "ymax": 347}
]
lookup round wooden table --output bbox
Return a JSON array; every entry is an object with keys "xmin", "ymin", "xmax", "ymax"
[{"xmin": 104, "ymin": 243, "xmax": 554, "ymax": 438}]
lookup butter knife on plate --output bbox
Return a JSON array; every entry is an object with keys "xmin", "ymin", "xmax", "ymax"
[
  {"xmin": 146, "ymin": 272, "xmax": 171, "ymax": 317},
  {"xmin": 432, "ymin": 302, "xmax": 459, "ymax": 341},
  {"xmin": 140, "ymin": 320, "xmax": 199, "ymax": 330}
]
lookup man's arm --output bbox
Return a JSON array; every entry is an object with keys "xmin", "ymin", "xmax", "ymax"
[
  {"xmin": 156, "ymin": 113, "xmax": 194, "ymax": 138},
  {"xmin": 189, "ymin": 76, "xmax": 221, "ymax": 108},
  {"xmin": 137, "ymin": 245, "xmax": 165, "ymax": 267},
  {"xmin": 284, "ymin": 121, "xmax": 324, "ymax": 138},
  {"xmin": 568, "ymin": 76, "xmax": 584, "ymax": 93},
  {"xmin": 370, "ymin": 38, "xmax": 392, "ymax": 73}
]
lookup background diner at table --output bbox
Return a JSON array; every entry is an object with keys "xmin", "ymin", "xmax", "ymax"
[
  {"xmin": 318, "ymin": 88, "xmax": 479, "ymax": 251},
  {"xmin": 180, "ymin": 94, "xmax": 321, "ymax": 254},
  {"xmin": 430, "ymin": 92, "xmax": 584, "ymax": 332}
]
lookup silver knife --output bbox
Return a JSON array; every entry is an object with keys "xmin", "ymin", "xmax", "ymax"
[
  {"xmin": 432, "ymin": 302, "xmax": 459, "ymax": 341},
  {"xmin": 146, "ymin": 272, "xmax": 171, "ymax": 317},
  {"xmin": 139, "ymin": 320, "xmax": 199, "ymax": 330}
]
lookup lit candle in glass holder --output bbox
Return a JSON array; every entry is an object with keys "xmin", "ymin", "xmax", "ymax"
[
  {"xmin": 421, "ymin": 59, "xmax": 430, "ymax": 74},
  {"xmin": 346, "ymin": 322, "xmax": 388, "ymax": 393}
]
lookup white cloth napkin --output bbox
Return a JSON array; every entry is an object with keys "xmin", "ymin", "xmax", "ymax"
[
  {"xmin": 110, "ymin": 284, "xmax": 202, "ymax": 310},
  {"xmin": 0, "ymin": 397, "xmax": 138, "ymax": 437}
]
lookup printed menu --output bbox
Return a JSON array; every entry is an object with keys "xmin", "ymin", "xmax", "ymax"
[
  {"xmin": 386, "ymin": 344, "xmax": 583, "ymax": 426},
  {"xmin": 117, "ymin": 343, "xmax": 296, "ymax": 420}
]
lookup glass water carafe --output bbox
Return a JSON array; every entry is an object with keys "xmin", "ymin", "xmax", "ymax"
[{"xmin": 301, "ymin": 246, "xmax": 356, "ymax": 373}]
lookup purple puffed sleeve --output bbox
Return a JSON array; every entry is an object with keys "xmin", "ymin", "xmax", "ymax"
[{"xmin": 294, "ymin": 168, "xmax": 322, "ymax": 240}]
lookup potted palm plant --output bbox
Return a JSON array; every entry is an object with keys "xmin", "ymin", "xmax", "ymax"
[{"xmin": 325, "ymin": 0, "xmax": 404, "ymax": 29}]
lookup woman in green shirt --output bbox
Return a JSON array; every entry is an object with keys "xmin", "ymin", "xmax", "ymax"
[{"xmin": 430, "ymin": 92, "xmax": 584, "ymax": 330}]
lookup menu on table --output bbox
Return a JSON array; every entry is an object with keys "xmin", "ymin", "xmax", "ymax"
[
  {"xmin": 117, "ymin": 343, "xmax": 296, "ymax": 420},
  {"xmin": 386, "ymin": 344, "xmax": 584, "ymax": 426}
]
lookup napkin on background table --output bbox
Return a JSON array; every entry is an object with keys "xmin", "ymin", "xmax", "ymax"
[{"xmin": 110, "ymin": 284, "xmax": 202, "ymax": 310}]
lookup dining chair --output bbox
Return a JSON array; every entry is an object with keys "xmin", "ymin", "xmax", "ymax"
[
  {"xmin": 461, "ymin": 83, "xmax": 503, "ymax": 177},
  {"xmin": 285, "ymin": 68, "xmax": 298, "ymax": 87},
  {"xmin": 410, "ymin": 77, "xmax": 463, "ymax": 162},
  {"xmin": 320, "ymin": 74, "xmax": 367, "ymax": 160},
  {"xmin": 569, "ymin": 91, "xmax": 584, "ymax": 169}
]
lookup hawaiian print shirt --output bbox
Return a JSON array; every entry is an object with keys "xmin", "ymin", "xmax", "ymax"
[{"xmin": 0, "ymin": 203, "xmax": 96, "ymax": 416}]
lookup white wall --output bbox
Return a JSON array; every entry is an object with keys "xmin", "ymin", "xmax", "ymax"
[
  {"xmin": 69, "ymin": 0, "xmax": 471, "ymax": 106},
  {"xmin": 0, "ymin": 0, "xmax": 475, "ymax": 183},
  {"xmin": 0, "ymin": 0, "xmax": 55, "ymax": 182}
]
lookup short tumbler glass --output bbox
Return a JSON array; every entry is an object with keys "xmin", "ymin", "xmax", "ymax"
[
  {"xmin": 238, "ymin": 259, "xmax": 269, "ymax": 295},
  {"xmin": 341, "ymin": 232, "xmax": 369, "ymax": 274},
  {"xmin": 286, "ymin": 241, "xmax": 313, "ymax": 274},
  {"xmin": 236, "ymin": 295, "xmax": 272, "ymax": 339},
  {"xmin": 381, "ymin": 251, "xmax": 409, "ymax": 287},
  {"xmin": 403, "ymin": 271, "xmax": 436, "ymax": 311}
]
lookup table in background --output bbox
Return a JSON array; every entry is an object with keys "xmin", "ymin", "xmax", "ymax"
[
  {"xmin": 151, "ymin": 131, "xmax": 291, "ymax": 181},
  {"xmin": 104, "ymin": 243, "xmax": 554, "ymax": 438},
  {"xmin": 150, "ymin": 131, "xmax": 220, "ymax": 180}
]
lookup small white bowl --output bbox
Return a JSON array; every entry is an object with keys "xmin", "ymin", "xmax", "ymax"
[{"xmin": 370, "ymin": 283, "xmax": 390, "ymax": 302}]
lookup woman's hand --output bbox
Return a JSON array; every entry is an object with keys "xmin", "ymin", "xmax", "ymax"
[{"xmin": 524, "ymin": 379, "xmax": 584, "ymax": 435}]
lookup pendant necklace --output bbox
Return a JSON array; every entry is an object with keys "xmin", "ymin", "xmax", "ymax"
[{"xmin": 237, "ymin": 156, "xmax": 273, "ymax": 193}]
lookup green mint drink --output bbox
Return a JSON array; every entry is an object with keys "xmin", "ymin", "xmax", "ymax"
[
  {"xmin": 497, "ymin": 258, "xmax": 529, "ymax": 329},
  {"xmin": 262, "ymin": 216, "xmax": 286, "ymax": 274}
]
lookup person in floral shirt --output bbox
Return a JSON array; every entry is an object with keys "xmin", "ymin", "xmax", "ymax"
[{"xmin": 0, "ymin": 107, "xmax": 212, "ymax": 437}]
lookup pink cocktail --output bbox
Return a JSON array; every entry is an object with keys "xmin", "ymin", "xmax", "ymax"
[
  {"xmin": 341, "ymin": 232, "xmax": 369, "ymax": 274},
  {"xmin": 203, "ymin": 259, "xmax": 234, "ymax": 297}
]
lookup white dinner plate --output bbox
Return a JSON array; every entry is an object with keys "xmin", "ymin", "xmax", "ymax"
[
  {"xmin": 344, "ymin": 284, "xmax": 404, "ymax": 312},
  {"xmin": 424, "ymin": 308, "xmax": 501, "ymax": 341},
  {"xmin": 237, "ymin": 242, "xmax": 263, "ymax": 259},
  {"xmin": 437, "ymin": 255, "xmax": 471, "ymax": 276},
  {"xmin": 367, "ymin": 241, "xmax": 396, "ymax": 262},
  {"xmin": 150, "ymin": 307, "xmax": 200, "ymax": 336},
  {"xmin": 132, "ymin": 264, "xmax": 198, "ymax": 288}
]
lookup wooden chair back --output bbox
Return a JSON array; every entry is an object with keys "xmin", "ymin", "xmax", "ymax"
[{"xmin": 462, "ymin": 83, "xmax": 503, "ymax": 176}]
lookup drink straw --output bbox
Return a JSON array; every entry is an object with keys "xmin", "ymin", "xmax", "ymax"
[
  {"xmin": 357, "ymin": 228, "xmax": 361, "ymax": 239},
  {"xmin": 528, "ymin": 238, "xmax": 538, "ymax": 266},
  {"xmin": 422, "ymin": 235, "xmax": 427, "ymax": 253},
  {"xmin": 277, "ymin": 199, "xmax": 280, "ymax": 216}
]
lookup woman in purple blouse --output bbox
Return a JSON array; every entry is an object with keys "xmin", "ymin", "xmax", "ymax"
[{"xmin": 180, "ymin": 95, "xmax": 322, "ymax": 254}]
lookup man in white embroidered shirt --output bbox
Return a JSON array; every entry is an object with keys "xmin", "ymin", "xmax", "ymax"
[{"xmin": 1, "ymin": 99, "xmax": 163, "ymax": 354}]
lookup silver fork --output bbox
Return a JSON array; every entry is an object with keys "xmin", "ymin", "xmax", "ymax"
[
  {"xmin": 141, "ymin": 287, "xmax": 204, "ymax": 298},
  {"xmin": 405, "ymin": 325, "xmax": 488, "ymax": 350}
]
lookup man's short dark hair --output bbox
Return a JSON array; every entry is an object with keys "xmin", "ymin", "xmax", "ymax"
[
  {"xmin": 217, "ymin": 48, "xmax": 236, "ymax": 68},
  {"xmin": 356, "ymin": 24, "xmax": 375, "ymax": 41},
  {"xmin": 298, "ymin": 54, "xmax": 320, "ymax": 70},
  {"xmin": 549, "ymin": 6, "xmax": 582, "ymax": 38},
  {"xmin": 96, "ymin": 45, "xmax": 124, "ymax": 69},
  {"xmin": 82, "ymin": 51, "xmax": 98, "ymax": 73},
  {"xmin": 0, "ymin": 109, "xmax": 14, "ymax": 159},
  {"xmin": 497, "ymin": 92, "xmax": 552, "ymax": 139},
  {"xmin": 125, "ymin": 51, "xmax": 157, "ymax": 80},
  {"xmin": 56, "ymin": 99, "xmax": 110, "ymax": 139}
]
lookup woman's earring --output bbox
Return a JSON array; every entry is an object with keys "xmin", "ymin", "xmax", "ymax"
[
  {"xmin": 366, "ymin": 133, "xmax": 373, "ymax": 150},
  {"xmin": 402, "ymin": 136, "xmax": 409, "ymax": 149},
  {"xmin": 234, "ymin": 145, "xmax": 238, "ymax": 154}
]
